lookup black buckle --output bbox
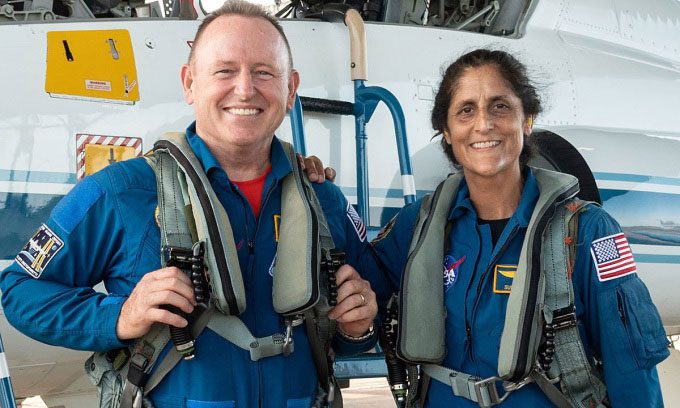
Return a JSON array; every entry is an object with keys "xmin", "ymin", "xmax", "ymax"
[{"xmin": 552, "ymin": 305, "xmax": 577, "ymax": 330}]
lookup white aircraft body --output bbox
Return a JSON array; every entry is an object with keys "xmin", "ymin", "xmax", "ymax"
[{"xmin": 0, "ymin": 0, "xmax": 679, "ymax": 405}]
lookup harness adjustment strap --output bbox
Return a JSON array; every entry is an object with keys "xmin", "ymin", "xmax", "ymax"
[
  {"xmin": 422, "ymin": 364, "xmax": 533, "ymax": 407},
  {"xmin": 207, "ymin": 313, "xmax": 293, "ymax": 361},
  {"xmin": 551, "ymin": 305, "xmax": 577, "ymax": 331}
]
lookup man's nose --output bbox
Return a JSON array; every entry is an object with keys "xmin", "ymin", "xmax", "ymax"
[{"xmin": 234, "ymin": 71, "xmax": 255, "ymax": 99}]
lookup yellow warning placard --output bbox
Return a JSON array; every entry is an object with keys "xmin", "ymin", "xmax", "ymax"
[
  {"xmin": 84, "ymin": 144, "xmax": 138, "ymax": 176},
  {"xmin": 76, "ymin": 134, "xmax": 143, "ymax": 180},
  {"xmin": 45, "ymin": 29, "xmax": 139, "ymax": 104}
]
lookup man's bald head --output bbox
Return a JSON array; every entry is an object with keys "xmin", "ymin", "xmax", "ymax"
[{"xmin": 188, "ymin": 0, "xmax": 294, "ymax": 73}]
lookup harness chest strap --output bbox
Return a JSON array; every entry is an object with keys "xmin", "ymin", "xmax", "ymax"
[
  {"xmin": 398, "ymin": 167, "xmax": 607, "ymax": 407},
  {"xmin": 117, "ymin": 133, "xmax": 337, "ymax": 407}
]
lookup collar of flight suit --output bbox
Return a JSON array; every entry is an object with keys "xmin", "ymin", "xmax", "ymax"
[
  {"xmin": 184, "ymin": 122, "xmax": 294, "ymax": 185},
  {"xmin": 446, "ymin": 167, "xmax": 541, "ymax": 231}
]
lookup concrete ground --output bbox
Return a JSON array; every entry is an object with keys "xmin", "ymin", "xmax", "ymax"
[
  {"xmin": 19, "ymin": 378, "xmax": 396, "ymax": 408},
  {"xmin": 19, "ymin": 340, "xmax": 680, "ymax": 407},
  {"xmin": 342, "ymin": 378, "xmax": 395, "ymax": 407}
]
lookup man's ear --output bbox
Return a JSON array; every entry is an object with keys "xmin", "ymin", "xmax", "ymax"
[
  {"xmin": 286, "ymin": 69, "xmax": 301, "ymax": 111},
  {"xmin": 181, "ymin": 64, "xmax": 194, "ymax": 105}
]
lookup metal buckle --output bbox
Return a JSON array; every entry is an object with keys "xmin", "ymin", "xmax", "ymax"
[
  {"xmin": 473, "ymin": 375, "xmax": 535, "ymax": 407},
  {"xmin": 552, "ymin": 305, "xmax": 577, "ymax": 331},
  {"xmin": 282, "ymin": 315, "xmax": 305, "ymax": 357},
  {"xmin": 473, "ymin": 376, "xmax": 503, "ymax": 406}
]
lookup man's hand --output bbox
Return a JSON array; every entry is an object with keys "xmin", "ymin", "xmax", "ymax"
[
  {"xmin": 116, "ymin": 267, "xmax": 197, "ymax": 340},
  {"xmin": 328, "ymin": 265, "xmax": 377, "ymax": 338},
  {"xmin": 297, "ymin": 154, "xmax": 336, "ymax": 183}
]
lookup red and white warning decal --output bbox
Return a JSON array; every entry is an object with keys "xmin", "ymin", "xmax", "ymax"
[{"xmin": 76, "ymin": 134, "xmax": 142, "ymax": 180}]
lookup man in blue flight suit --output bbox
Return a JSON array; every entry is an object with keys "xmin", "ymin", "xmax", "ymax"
[
  {"xmin": 0, "ymin": 1, "xmax": 378, "ymax": 407},
  {"xmin": 358, "ymin": 168, "xmax": 669, "ymax": 406}
]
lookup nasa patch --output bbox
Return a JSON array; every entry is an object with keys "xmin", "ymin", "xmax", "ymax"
[
  {"xmin": 16, "ymin": 224, "xmax": 64, "ymax": 278},
  {"xmin": 346, "ymin": 203, "xmax": 366, "ymax": 242},
  {"xmin": 443, "ymin": 255, "xmax": 465, "ymax": 291}
]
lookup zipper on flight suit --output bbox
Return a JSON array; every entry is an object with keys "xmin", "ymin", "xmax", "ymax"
[
  {"xmin": 468, "ymin": 225, "xmax": 519, "ymax": 361},
  {"xmin": 463, "ymin": 223, "xmax": 484, "ymax": 362},
  {"xmin": 232, "ymin": 176, "xmax": 278, "ymax": 407},
  {"xmin": 254, "ymin": 181, "xmax": 277, "ymax": 408}
]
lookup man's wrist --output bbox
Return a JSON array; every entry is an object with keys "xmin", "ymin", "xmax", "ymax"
[{"xmin": 338, "ymin": 325, "xmax": 375, "ymax": 342}]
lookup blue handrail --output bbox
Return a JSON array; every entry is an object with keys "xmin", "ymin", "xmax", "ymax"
[{"xmin": 0, "ymin": 332, "xmax": 17, "ymax": 408}]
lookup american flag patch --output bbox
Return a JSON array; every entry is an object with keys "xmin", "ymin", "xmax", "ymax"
[
  {"xmin": 346, "ymin": 203, "xmax": 366, "ymax": 242},
  {"xmin": 590, "ymin": 233, "xmax": 637, "ymax": 282}
]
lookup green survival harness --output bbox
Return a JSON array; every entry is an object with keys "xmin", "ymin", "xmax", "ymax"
[
  {"xmin": 396, "ymin": 167, "xmax": 608, "ymax": 408},
  {"xmin": 85, "ymin": 133, "xmax": 342, "ymax": 408}
]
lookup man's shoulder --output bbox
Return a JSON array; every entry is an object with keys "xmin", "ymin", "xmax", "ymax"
[
  {"xmin": 50, "ymin": 158, "xmax": 156, "ymax": 235},
  {"xmin": 88, "ymin": 156, "xmax": 157, "ymax": 195}
]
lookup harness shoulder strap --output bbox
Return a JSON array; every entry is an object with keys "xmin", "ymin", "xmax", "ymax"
[
  {"xmin": 276, "ymin": 141, "xmax": 341, "ymax": 407},
  {"xmin": 538, "ymin": 198, "xmax": 608, "ymax": 407},
  {"xmin": 497, "ymin": 167, "xmax": 580, "ymax": 381},
  {"xmin": 154, "ymin": 132, "xmax": 246, "ymax": 316},
  {"xmin": 274, "ymin": 141, "xmax": 335, "ymax": 314},
  {"xmin": 397, "ymin": 173, "xmax": 463, "ymax": 363}
]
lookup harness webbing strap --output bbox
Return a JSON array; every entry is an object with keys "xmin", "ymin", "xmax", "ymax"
[
  {"xmin": 421, "ymin": 365, "xmax": 496, "ymax": 408},
  {"xmin": 119, "ymin": 324, "xmax": 171, "ymax": 408},
  {"xmin": 117, "ymin": 134, "xmax": 340, "ymax": 407},
  {"xmin": 529, "ymin": 371, "xmax": 571, "ymax": 408},
  {"xmin": 144, "ymin": 307, "xmax": 213, "ymax": 395},
  {"xmin": 542, "ymin": 201, "xmax": 607, "ymax": 407},
  {"xmin": 156, "ymin": 150, "xmax": 194, "ymax": 251},
  {"xmin": 207, "ymin": 313, "xmax": 290, "ymax": 361},
  {"xmin": 276, "ymin": 142, "xmax": 339, "ymax": 407}
]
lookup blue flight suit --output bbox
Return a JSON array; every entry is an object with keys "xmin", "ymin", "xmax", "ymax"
[
  {"xmin": 0, "ymin": 125, "xmax": 374, "ymax": 408},
  {"xmin": 360, "ymin": 168, "xmax": 669, "ymax": 407}
]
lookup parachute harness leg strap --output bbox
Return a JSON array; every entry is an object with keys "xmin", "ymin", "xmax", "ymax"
[{"xmin": 540, "ymin": 200, "xmax": 607, "ymax": 407}]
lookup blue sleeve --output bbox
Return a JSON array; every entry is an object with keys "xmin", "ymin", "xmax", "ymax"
[
  {"xmin": 312, "ymin": 181, "xmax": 422, "ymax": 306},
  {"xmin": 359, "ymin": 201, "xmax": 421, "ymax": 305},
  {"xmin": 572, "ymin": 205, "xmax": 669, "ymax": 407},
  {"xmin": 0, "ymin": 175, "xmax": 130, "ymax": 352}
]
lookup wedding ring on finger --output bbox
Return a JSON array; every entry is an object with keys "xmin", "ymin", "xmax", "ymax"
[{"xmin": 359, "ymin": 293, "xmax": 366, "ymax": 306}]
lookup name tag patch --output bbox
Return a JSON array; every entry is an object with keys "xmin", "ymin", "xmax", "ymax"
[
  {"xmin": 16, "ymin": 224, "xmax": 64, "ymax": 278},
  {"xmin": 493, "ymin": 264, "xmax": 516, "ymax": 294}
]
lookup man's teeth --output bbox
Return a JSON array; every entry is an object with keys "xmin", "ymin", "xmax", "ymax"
[
  {"xmin": 471, "ymin": 140, "xmax": 500, "ymax": 149},
  {"xmin": 228, "ymin": 108, "xmax": 259, "ymax": 116}
]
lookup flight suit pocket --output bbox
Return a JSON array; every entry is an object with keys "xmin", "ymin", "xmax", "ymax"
[{"xmin": 603, "ymin": 278, "xmax": 669, "ymax": 373}]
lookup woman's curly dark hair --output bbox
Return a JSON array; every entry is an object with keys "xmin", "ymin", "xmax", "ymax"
[{"xmin": 431, "ymin": 49, "xmax": 542, "ymax": 167}]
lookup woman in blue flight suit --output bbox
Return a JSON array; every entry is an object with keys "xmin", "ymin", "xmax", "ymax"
[{"xmin": 358, "ymin": 49, "xmax": 670, "ymax": 407}]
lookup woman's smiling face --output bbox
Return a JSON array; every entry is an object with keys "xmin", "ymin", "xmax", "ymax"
[{"xmin": 443, "ymin": 64, "xmax": 532, "ymax": 181}]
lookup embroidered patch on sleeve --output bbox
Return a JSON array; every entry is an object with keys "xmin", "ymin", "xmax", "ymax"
[
  {"xmin": 346, "ymin": 203, "xmax": 366, "ymax": 242},
  {"xmin": 590, "ymin": 232, "xmax": 637, "ymax": 282},
  {"xmin": 371, "ymin": 216, "xmax": 396, "ymax": 245},
  {"xmin": 493, "ymin": 264, "xmax": 517, "ymax": 294},
  {"xmin": 15, "ymin": 224, "xmax": 64, "ymax": 278}
]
